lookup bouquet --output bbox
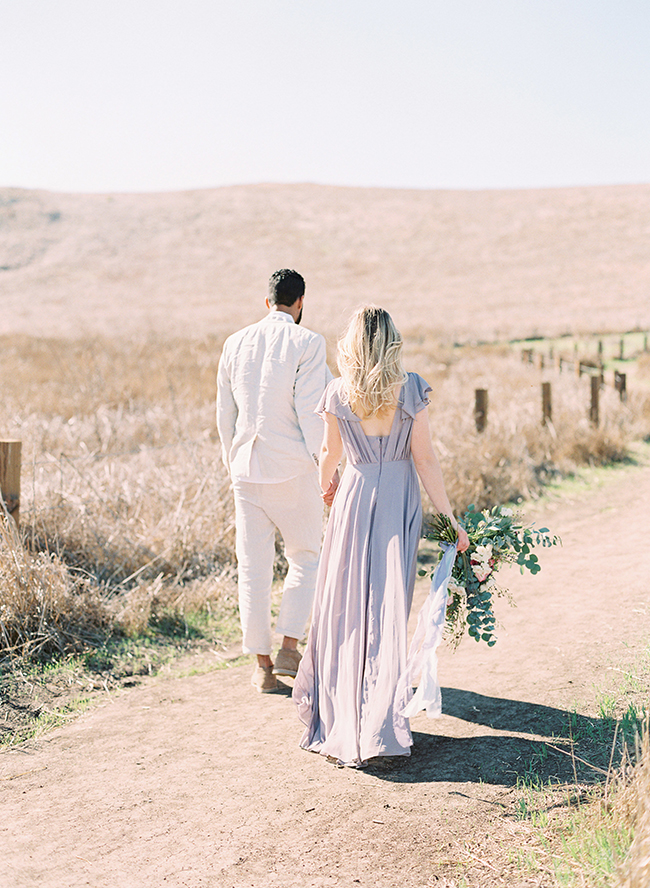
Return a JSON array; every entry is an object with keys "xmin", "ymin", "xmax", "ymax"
[{"xmin": 425, "ymin": 505, "xmax": 560, "ymax": 648}]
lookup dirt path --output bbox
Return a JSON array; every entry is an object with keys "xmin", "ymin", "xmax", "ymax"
[{"xmin": 2, "ymin": 452, "xmax": 650, "ymax": 888}]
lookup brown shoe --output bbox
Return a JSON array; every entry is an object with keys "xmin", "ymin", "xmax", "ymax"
[
  {"xmin": 272, "ymin": 648, "xmax": 302, "ymax": 677},
  {"xmin": 251, "ymin": 664, "xmax": 277, "ymax": 693}
]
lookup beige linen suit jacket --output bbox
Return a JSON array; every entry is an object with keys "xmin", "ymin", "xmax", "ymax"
[{"xmin": 216, "ymin": 311, "xmax": 330, "ymax": 482}]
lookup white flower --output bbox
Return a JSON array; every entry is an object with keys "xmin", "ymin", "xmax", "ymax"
[
  {"xmin": 473, "ymin": 544, "xmax": 493, "ymax": 563},
  {"xmin": 500, "ymin": 507, "xmax": 513, "ymax": 517},
  {"xmin": 448, "ymin": 581, "xmax": 466, "ymax": 597}
]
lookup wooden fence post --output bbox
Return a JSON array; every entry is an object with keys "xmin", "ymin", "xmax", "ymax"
[
  {"xmin": 589, "ymin": 376, "xmax": 599, "ymax": 426},
  {"xmin": 0, "ymin": 439, "xmax": 21, "ymax": 528},
  {"xmin": 542, "ymin": 382, "xmax": 552, "ymax": 426},
  {"xmin": 619, "ymin": 338, "xmax": 625, "ymax": 360},
  {"xmin": 614, "ymin": 371, "xmax": 627, "ymax": 402},
  {"xmin": 474, "ymin": 389, "xmax": 488, "ymax": 432}
]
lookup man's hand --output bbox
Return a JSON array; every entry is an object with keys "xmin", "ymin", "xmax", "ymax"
[{"xmin": 321, "ymin": 470, "xmax": 340, "ymax": 507}]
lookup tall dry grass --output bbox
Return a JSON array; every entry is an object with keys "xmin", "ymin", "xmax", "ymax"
[
  {"xmin": 1, "ymin": 333, "xmax": 649, "ymax": 661},
  {"xmin": 549, "ymin": 719, "xmax": 650, "ymax": 887},
  {"xmin": 521, "ymin": 719, "xmax": 650, "ymax": 887},
  {"xmin": 1, "ymin": 335, "xmax": 238, "ymax": 660},
  {"xmin": 617, "ymin": 722, "xmax": 650, "ymax": 887},
  {"xmin": 0, "ymin": 512, "xmax": 109, "ymax": 658}
]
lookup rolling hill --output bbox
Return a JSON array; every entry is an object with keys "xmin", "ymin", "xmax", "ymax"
[{"xmin": 1, "ymin": 182, "xmax": 648, "ymax": 342}]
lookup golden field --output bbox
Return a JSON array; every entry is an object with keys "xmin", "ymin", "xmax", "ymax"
[
  {"xmin": 1, "ymin": 182, "xmax": 650, "ymax": 658},
  {"xmin": 2, "ymin": 182, "xmax": 650, "ymax": 343}
]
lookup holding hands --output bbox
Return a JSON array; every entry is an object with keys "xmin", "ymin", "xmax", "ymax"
[{"xmin": 321, "ymin": 470, "xmax": 340, "ymax": 506}]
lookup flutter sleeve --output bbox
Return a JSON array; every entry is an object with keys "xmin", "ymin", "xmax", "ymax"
[
  {"xmin": 316, "ymin": 378, "xmax": 360, "ymax": 421},
  {"xmin": 400, "ymin": 372, "xmax": 432, "ymax": 418}
]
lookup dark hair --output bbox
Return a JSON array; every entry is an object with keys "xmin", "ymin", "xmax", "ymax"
[{"xmin": 268, "ymin": 269, "xmax": 305, "ymax": 307}]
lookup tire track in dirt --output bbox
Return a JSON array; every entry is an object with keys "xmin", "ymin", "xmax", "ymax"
[{"xmin": 2, "ymin": 451, "xmax": 649, "ymax": 888}]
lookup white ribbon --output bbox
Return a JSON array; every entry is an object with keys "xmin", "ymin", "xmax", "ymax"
[{"xmin": 401, "ymin": 541, "xmax": 458, "ymax": 719}]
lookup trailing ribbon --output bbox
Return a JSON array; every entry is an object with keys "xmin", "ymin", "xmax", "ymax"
[{"xmin": 400, "ymin": 541, "xmax": 458, "ymax": 719}]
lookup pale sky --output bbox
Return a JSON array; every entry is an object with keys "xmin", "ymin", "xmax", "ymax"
[{"xmin": 2, "ymin": 0, "xmax": 649, "ymax": 193}]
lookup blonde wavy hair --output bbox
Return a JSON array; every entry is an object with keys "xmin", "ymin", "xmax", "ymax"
[{"xmin": 337, "ymin": 305, "xmax": 408, "ymax": 417}]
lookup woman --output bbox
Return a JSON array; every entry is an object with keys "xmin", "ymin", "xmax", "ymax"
[{"xmin": 293, "ymin": 306, "xmax": 469, "ymax": 767}]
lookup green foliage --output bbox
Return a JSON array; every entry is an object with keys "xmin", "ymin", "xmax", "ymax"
[{"xmin": 426, "ymin": 506, "xmax": 561, "ymax": 647}]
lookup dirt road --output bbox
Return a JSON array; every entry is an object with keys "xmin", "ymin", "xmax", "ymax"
[{"xmin": 2, "ymin": 452, "xmax": 649, "ymax": 888}]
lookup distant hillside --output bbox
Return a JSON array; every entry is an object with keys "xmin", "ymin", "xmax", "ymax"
[{"xmin": 1, "ymin": 183, "xmax": 649, "ymax": 342}]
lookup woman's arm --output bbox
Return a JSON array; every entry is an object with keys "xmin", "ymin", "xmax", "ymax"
[
  {"xmin": 318, "ymin": 412, "xmax": 343, "ymax": 502},
  {"xmin": 411, "ymin": 408, "xmax": 470, "ymax": 552}
]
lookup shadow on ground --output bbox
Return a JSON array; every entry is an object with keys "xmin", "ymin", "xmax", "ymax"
[{"xmin": 366, "ymin": 688, "xmax": 628, "ymax": 786}]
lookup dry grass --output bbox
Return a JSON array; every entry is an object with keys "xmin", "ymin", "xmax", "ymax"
[
  {"xmin": 538, "ymin": 719, "xmax": 650, "ymax": 888},
  {"xmin": 424, "ymin": 345, "xmax": 644, "ymax": 512},
  {"xmin": 616, "ymin": 722, "xmax": 650, "ymax": 888},
  {"xmin": 0, "ymin": 514, "xmax": 110, "ymax": 659},
  {"xmin": 1, "ymin": 335, "xmax": 238, "ymax": 660},
  {"xmin": 506, "ymin": 660, "xmax": 650, "ymax": 888},
  {"xmin": 1, "ymin": 333, "xmax": 649, "ymax": 663}
]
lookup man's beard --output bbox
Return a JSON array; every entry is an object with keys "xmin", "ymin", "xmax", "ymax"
[{"xmin": 296, "ymin": 307, "xmax": 303, "ymax": 325}]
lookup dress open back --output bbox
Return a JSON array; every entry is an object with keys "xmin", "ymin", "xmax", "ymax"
[{"xmin": 292, "ymin": 372, "xmax": 431, "ymax": 766}]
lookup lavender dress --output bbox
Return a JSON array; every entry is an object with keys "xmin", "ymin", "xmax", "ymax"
[{"xmin": 293, "ymin": 372, "xmax": 431, "ymax": 766}]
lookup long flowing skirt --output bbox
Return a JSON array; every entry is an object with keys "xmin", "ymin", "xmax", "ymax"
[{"xmin": 293, "ymin": 458, "xmax": 422, "ymax": 766}]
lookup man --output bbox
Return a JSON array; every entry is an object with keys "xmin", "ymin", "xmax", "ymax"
[{"xmin": 216, "ymin": 269, "xmax": 333, "ymax": 692}]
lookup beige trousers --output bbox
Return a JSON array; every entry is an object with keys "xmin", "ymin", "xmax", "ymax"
[{"xmin": 232, "ymin": 472, "xmax": 323, "ymax": 655}]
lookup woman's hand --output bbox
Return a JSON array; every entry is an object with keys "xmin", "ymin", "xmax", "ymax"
[
  {"xmin": 321, "ymin": 470, "xmax": 340, "ymax": 506},
  {"xmin": 456, "ymin": 525, "xmax": 470, "ymax": 553}
]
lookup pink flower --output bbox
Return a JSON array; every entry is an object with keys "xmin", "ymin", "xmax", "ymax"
[{"xmin": 471, "ymin": 563, "xmax": 492, "ymax": 583}]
